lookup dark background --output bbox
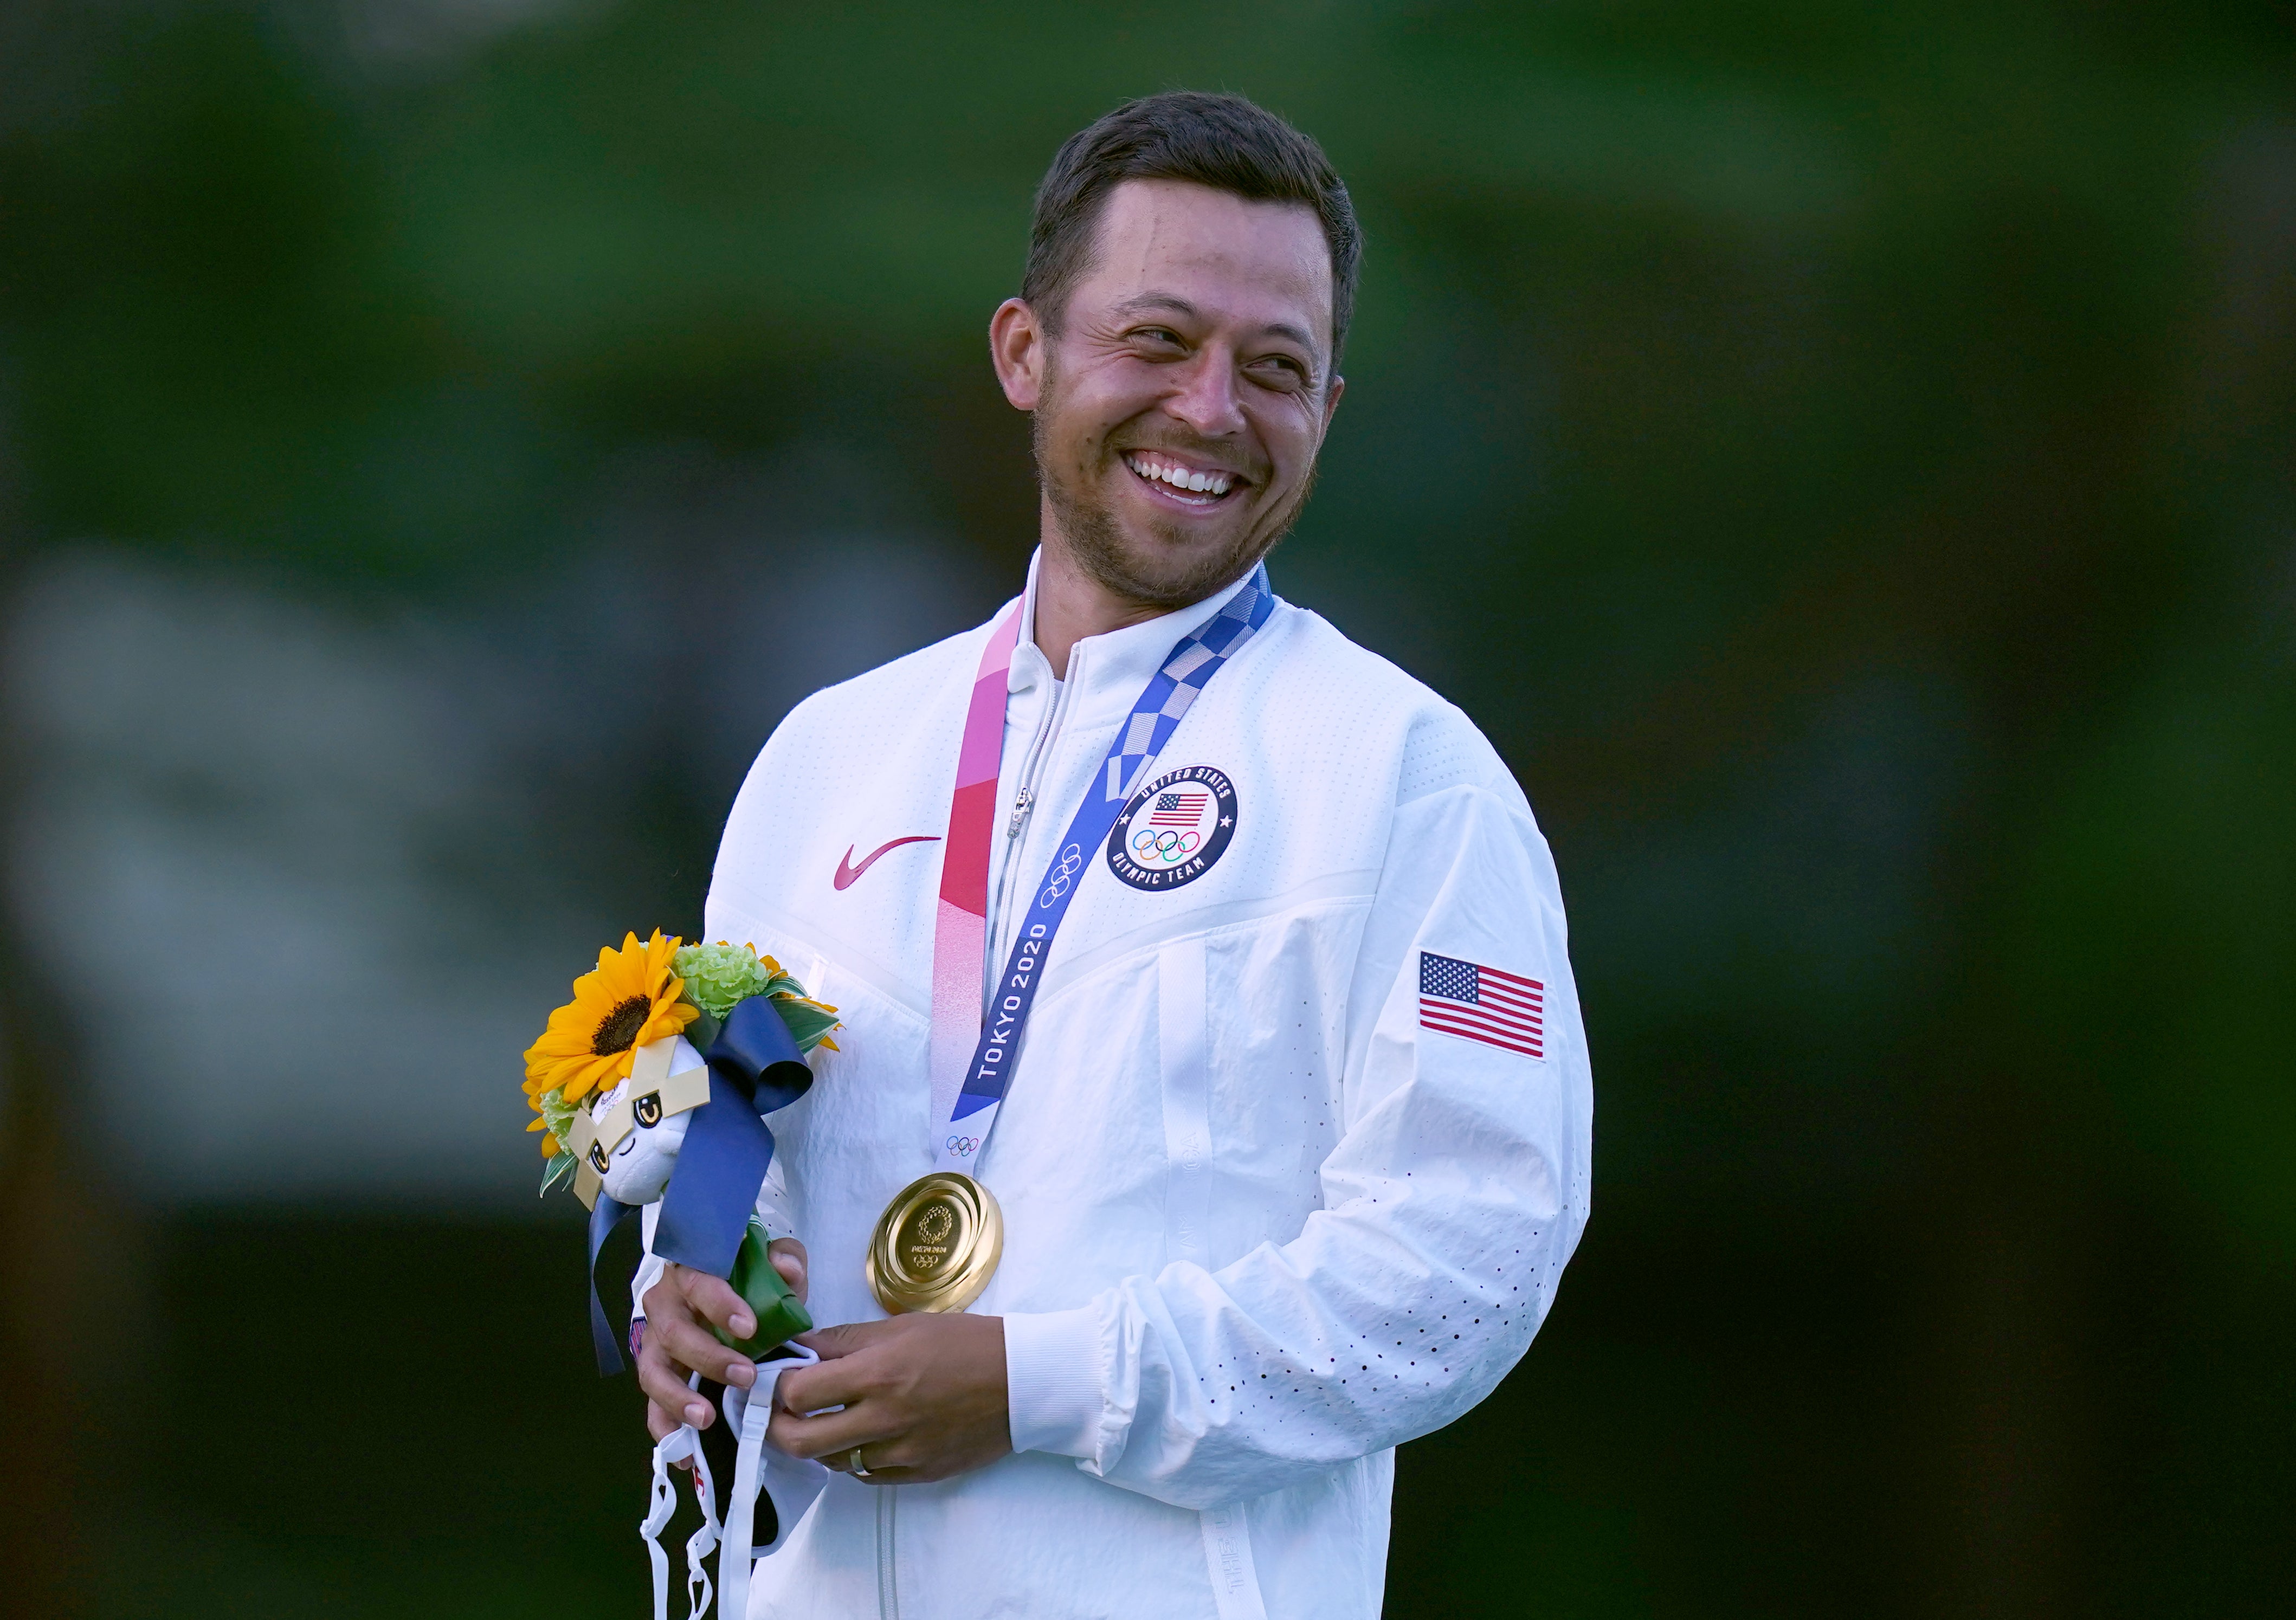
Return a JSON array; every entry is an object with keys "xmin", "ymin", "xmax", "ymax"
[{"xmin": 3, "ymin": 3, "xmax": 2292, "ymax": 1615}]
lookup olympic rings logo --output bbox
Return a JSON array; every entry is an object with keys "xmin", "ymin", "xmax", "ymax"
[
  {"xmin": 1038, "ymin": 843, "xmax": 1086, "ymax": 906},
  {"xmin": 1130, "ymin": 826, "xmax": 1202, "ymax": 863},
  {"xmin": 945, "ymin": 1135, "xmax": 980, "ymax": 1157}
]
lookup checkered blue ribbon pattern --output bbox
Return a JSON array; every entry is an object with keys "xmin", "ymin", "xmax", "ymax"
[{"xmin": 934, "ymin": 565, "xmax": 1275, "ymax": 1173}]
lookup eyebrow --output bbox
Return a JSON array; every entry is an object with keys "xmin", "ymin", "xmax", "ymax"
[{"xmin": 1112, "ymin": 293, "xmax": 1322, "ymax": 356}]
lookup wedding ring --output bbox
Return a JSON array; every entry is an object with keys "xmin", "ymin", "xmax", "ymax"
[{"xmin": 848, "ymin": 1446, "xmax": 873, "ymax": 1479}]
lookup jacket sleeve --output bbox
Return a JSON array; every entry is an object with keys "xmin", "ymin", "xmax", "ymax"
[{"xmin": 1001, "ymin": 778, "xmax": 1594, "ymax": 1509}]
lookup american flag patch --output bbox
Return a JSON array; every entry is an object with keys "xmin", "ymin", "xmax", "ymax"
[
  {"xmin": 1149, "ymin": 791, "xmax": 1208, "ymax": 827},
  {"xmin": 1418, "ymin": 952, "xmax": 1544, "ymax": 1058}
]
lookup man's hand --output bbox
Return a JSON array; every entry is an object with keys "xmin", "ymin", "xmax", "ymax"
[
  {"xmin": 640, "ymin": 1238, "xmax": 808, "ymax": 1444},
  {"xmin": 768, "ymin": 1313, "xmax": 1010, "ymax": 1485}
]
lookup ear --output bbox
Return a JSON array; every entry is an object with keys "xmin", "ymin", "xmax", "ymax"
[
  {"xmin": 1321, "ymin": 373, "xmax": 1346, "ymax": 432},
  {"xmin": 989, "ymin": 297, "xmax": 1047, "ymax": 411}
]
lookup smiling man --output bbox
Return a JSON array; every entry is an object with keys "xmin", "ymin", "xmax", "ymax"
[{"xmin": 630, "ymin": 93, "xmax": 1592, "ymax": 1619}]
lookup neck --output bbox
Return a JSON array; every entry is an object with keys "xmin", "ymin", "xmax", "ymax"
[{"xmin": 1031, "ymin": 532, "xmax": 1183, "ymax": 680}]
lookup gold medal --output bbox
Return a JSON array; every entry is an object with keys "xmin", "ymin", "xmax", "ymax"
[{"xmin": 865, "ymin": 1172, "xmax": 1003, "ymax": 1314}]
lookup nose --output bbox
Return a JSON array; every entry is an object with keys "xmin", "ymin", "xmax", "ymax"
[{"xmin": 1163, "ymin": 346, "xmax": 1247, "ymax": 440}]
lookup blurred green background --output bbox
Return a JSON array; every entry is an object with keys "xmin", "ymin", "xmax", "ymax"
[{"xmin": 2, "ymin": 2, "xmax": 2291, "ymax": 1615}]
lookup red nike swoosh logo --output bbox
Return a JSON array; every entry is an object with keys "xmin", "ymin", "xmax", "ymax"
[{"xmin": 834, "ymin": 835, "xmax": 941, "ymax": 890}]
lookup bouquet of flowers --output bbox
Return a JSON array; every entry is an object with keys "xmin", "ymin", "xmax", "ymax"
[
  {"xmin": 524, "ymin": 931, "xmax": 839, "ymax": 1365},
  {"xmin": 525, "ymin": 931, "xmax": 837, "ymax": 1201}
]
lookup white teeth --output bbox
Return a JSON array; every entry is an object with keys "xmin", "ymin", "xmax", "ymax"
[{"xmin": 1127, "ymin": 454, "xmax": 1232, "ymax": 498}]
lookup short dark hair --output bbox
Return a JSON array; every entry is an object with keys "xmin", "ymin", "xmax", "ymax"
[{"xmin": 1023, "ymin": 91, "xmax": 1361, "ymax": 371}]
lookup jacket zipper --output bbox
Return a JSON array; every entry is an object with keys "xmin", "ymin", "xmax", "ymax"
[
  {"xmin": 984, "ymin": 649, "xmax": 1076, "ymax": 994},
  {"xmin": 876, "ymin": 1486, "xmax": 900, "ymax": 1619}
]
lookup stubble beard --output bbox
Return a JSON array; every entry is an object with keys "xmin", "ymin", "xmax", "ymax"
[{"xmin": 1031, "ymin": 371, "xmax": 1317, "ymax": 611}]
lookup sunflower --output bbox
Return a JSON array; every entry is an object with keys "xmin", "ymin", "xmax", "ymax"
[{"xmin": 523, "ymin": 930, "xmax": 699, "ymax": 1112}]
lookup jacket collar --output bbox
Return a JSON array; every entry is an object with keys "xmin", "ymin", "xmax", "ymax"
[{"xmin": 1006, "ymin": 547, "xmax": 1257, "ymax": 728}]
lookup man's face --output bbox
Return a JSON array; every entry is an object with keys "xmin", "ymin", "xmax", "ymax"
[{"xmin": 1022, "ymin": 179, "xmax": 1342, "ymax": 608}]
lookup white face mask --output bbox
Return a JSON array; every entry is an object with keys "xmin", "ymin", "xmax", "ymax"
[{"xmin": 642, "ymin": 1343, "xmax": 829, "ymax": 1620}]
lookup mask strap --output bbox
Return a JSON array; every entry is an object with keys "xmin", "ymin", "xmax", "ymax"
[
  {"xmin": 640, "ymin": 1398, "xmax": 724, "ymax": 1619},
  {"xmin": 642, "ymin": 1426, "xmax": 694, "ymax": 1620},
  {"xmin": 714, "ymin": 1343, "xmax": 829, "ymax": 1620},
  {"xmin": 683, "ymin": 1434, "xmax": 721, "ymax": 1619}
]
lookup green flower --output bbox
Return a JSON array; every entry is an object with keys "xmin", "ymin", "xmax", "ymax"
[
  {"xmin": 532, "ymin": 1086, "xmax": 578, "ymax": 1139},
  {"xmin": 533, "ymin": 1085, "xmax": 582, "ymax": 1195},
  {"xmin": 675, "ymin": 942, "xmax": 781, "ymax": 1019},
  {"xmin": 674, "ymin": 941, "xmax": 842, "ymax": 1053}
]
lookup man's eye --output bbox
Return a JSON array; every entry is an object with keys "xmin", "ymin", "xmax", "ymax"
[
  {"xmin": 1249, "ymin": 356, "xmax": 1310, "ymax": 389},
  {"xmin": 1131, "ymin": 328, "xmax": 1184, "ymax": 348}
]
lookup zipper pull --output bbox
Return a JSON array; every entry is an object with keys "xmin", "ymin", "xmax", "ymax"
[{"xmin": 1006, "ymin": 788, "xmax": 1034, "ymax": 837}]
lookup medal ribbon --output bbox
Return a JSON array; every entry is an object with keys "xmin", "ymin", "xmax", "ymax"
[
  {"xmin": 925, "ymin": 598, "xmax": 1027, "ymax": 1134},
  {"xmin": 928, "ymin": 565, "xmax": 1275, "ymax": 1177}
]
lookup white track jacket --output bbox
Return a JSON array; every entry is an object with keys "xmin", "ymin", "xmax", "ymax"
[{"xmin": 637, "ymin": 557, "xmax": 1592, "ymax": 1619}]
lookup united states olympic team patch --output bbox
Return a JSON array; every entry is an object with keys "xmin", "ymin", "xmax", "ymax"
[{"xmin": 1106, "ymin": 765, "xmax": 1237, "ymax": 890}]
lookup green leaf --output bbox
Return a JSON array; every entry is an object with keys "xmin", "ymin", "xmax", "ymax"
[{"xmin": 771, "ymin": 996, "xmax": 842, "ymax": 1054}]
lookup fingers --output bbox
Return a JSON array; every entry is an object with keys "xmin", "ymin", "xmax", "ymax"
[
  {"xmin": 769, "ymin": 1237, "xmax": 809, "ymax": 1303},
  {"xmin": 641, "ymin": 1266, "xmax": 757, "ymax": 1390},
  {"xmin": 675, "ymin": 1264, "xmax": 755, "ymax": 1342},
  {"xmin": 759, "ymin": 1313, "xmax": 1012, "ymax": 1485},
  {"xmin": 768, "ymin": 1339, "xmax": 877, "ymax": 1460},
  {"xmin": 644, "ymin": 1398, "xmax": 707, "ymax": 1479},
  {"xmin": 768, "ymin": 1327, "xmax": 907, "ymax": 1460},
  {"xmin": 772, "ymin": 1315, "xmax": 938, "ymax": 1430},
  {"xmin": 636, "ymin": 1337, "xmax": 717, "ymax": 1429},
  {"xmin": 760, "ymin": 1320, "xmax": 891, "ymax": 1423},
  {"xmin": 834, "ymin": 1436, "xmax": 928, "ymax": 1483},
  {"xmin": 773, "ymin": 1339, "xmax": 886, "ymax": 1418},
  {"xmin": 795, "ymin": 1318, "xmax": 893, "ymax": 1363},
  {"xmin": 766, "ymin": 1393, "xmax": 886, "ymax": 1463},
  {"xmin": 652, "ymin": 1308, "xmax": 758, "ymax": 1391},
  {"xmin": 635, "ymin": 1261, "xmax": 783, "ymax": 1449},
  {"xmin": 776, "ymin": 1421, "xmax": 942, "ymax": 1485}
]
